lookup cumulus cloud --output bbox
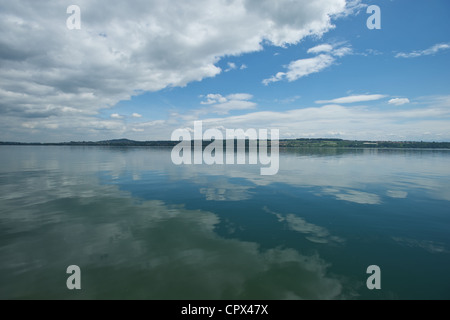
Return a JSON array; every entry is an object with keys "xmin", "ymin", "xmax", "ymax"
[
  {"xmin": 110, "ymin": 113, "xmax": 124, "ymax": 119},
  {"xmin": 316, "ymin": 94, "xmax": 387, "ymax": 104},
  {"xmin": 0, "ymin": 0, "xmax": 357, "ymax": 142},
  {"xmin": 198, "ymin": 93, "xmax": 256, "ymax": 115},
  {"xmin": 388, "ymin": 98, "xmax": 410, "ymax": 106},
  {"xmin": 201, "ymin": 94, "xmax": 229, "ymax": 105},
  {"xmin": 14, "ymin": 93, "xmax": 445, "ymax": 142},
  {"xmin": 132, "ymin": 113, "xmax": 143, "ymax": 118},
  {"xmin": 198, "ymin": 95, "xmax": 450, "ymax": 142},
  {"xmin": 395, "ymin": 43, "xmax": 450, "ymax": 58},
  {"xmin": 263, "ymin": 43, "xmax": 352, "ymax": 85}
]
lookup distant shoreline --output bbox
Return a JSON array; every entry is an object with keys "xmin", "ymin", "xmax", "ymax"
[{"xmin": 1, "ymin": 138, "xmax": 450, "ymax": 149}]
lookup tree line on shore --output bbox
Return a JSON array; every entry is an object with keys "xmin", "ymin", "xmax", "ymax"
[{"xmin": 1, "ymin": 138, "xmax": 450, "ymax": 149}]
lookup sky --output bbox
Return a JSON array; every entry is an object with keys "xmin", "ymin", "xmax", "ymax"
[{"xmin": 1, "ymin": 0, "xmax": 449, "ymax": 143}]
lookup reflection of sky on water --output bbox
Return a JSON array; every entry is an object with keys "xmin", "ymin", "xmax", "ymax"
[
  {"xmin": 200, "ymin": 185, "xmax": 253, "ymax": 201},
  {"xmin": 75, "ymin": 147, "xmax": 450, "ymax": 204},
  {"xmin": 0, "ymin": 195, "xmax": 344, "ymax": 299},
  {"xmin": 73, "ymin": 147, "xmax": 450, "ymax": 212},
  {"xmin": 1, "ymin": 146, "xmax": 450, "ymax": 299},
  {"xmin": 392, "ymin": 237, "xmax": 449, "ymax": 254},
  {"xmin": 0, "ymin": 146, "xmax": 345, "ymax": 299},
  {"xmin": 318, "ymin": 188, "xmax": 381, "ymax": 205},
  {"xmin": 263, "ymin": 207, "xmax": 344, "ymax": 245},
  {"xmin": 386, "ymin": 190, "xmax": 408, "ymax": 199},
  {"xmin": 8, "ymin": 146, "xmax": 446, "ymax": 205}
]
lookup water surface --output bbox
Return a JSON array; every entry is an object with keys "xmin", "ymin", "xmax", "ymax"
[{"xmin": 1, "ymin": 146, "xmax": 449, "ymax": 299}]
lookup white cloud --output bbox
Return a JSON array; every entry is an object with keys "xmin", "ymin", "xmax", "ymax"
[
  {"xmin": 225, "ymin": 62, "xmax": 237, "ymax": 72},
  {"xmin": 9, "ymin": 95, "xmax": 450, "ymax": 142},
  {"xmin": 388, "ymin": 98, "xmax": 410, "ymax": 106},
  {"xmin": 337, "ymin": 0, "xmax": 368, "ymax": 17},
  {"xmin": 307, "ymin": 44, "xmax": 333, "ymax": 54},
  {"xmin": 286, "ymin": 55, "xmax": 336, "ymax": 81},
  {"xmin": 0, "ymin": 0, "xmax": 357, "ymax": 142},
  {"xmin": 132, "ymin": 113, "xmax": 143, "ymax": 118},
  {"xmin": 110, "ymin": 113, "xmax": 124, "ymax": 119},
  {"xmin": 332, "ymin": 46, "xmax": 353, "ymax": 57},
  {"xmin": 240, "ymin": 64, "xmax": 248, "ymax": 70},
  {"xmin": 279, "ymin": 95, "xmax": 301, "ymax": 104},
  {"xmin": 198, "ymin": 93, "xmax": 256, "ymax": 115},
  {"xmin": 263, "ymin": 43, "xmax": 352, "ymax": 85},
  {"xmin": 395, "ymin": 43, "xmax": 450, "ymax": 58},
  {"xmin": 197, "ymin": 95, "xmax": 450, "ymax": 142},
  {"xmin": 316, "ymin": 94, "xmax": 387, "ymax": 104},
  {"xmin": 363, "ymin": 49, "xmax": 383, "ymax": 56},
  {"xmin": 263, "ymin": 54, "xmax": 335, "ymax": 85},
  {"xmin": 226, "ymin": 93, "xmax": 253, "ymax": 101},
  {"xmin": 201, "ymin": 94, "xmax": 228, "ymax": 105},
  {"xmin": 210, "ymin": 100, "xmax": 257, "ymax": 115}
]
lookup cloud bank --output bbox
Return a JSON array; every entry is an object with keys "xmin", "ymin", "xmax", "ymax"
[{"xmin": 0, "ymin": 0, "xmax": 357, "ymax": 141}]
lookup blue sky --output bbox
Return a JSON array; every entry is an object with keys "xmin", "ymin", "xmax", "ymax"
[{"xmin": 1, "ymin": 0, "xmax": 449, "ymax": 142}]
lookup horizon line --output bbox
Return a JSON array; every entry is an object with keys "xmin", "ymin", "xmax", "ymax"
[{"xmin": 2, "ymin": 138, "xmax": 450, "ymax": 144}]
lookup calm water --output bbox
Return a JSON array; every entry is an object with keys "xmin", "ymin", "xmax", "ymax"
[{"xmin": 1, "ymin": 146, "xmax": 449, "ymax": 300}]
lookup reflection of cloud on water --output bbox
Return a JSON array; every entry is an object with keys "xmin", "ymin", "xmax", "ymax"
[
  {"xmin": 392, "ymin": 237, "xmax": 449, "ymax": 254},
  {"xmin": 319, "ymin": 188, "xmax": 381, "ymax": 205},
  {"xmin": 335, "ymin": 190, "xmax": 380, "ymax": 205},
  {"xmin": 0, "ymin": 172, "xmax": 344, "ymax": 299},
  {"xmin": 264, "ymin": 207, "xmax": 344, "ymax": 245},
  {"xmin": 62, "ymin": 147, "xmax": 450, "ymax": 204},
  {"xmin": 386, "ymin": 190, "xmax": 408, "ymax": 199},
  {"xmin": 199, "ymin": 184, "xmax": 253, "ymax": 201},
  {"xmin": 166, "ymin": 149, "xmax": 450, "ymax": 203}
]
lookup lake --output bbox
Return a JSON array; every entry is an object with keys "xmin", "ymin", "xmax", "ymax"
[{"xmin": 0, "ymin": 146, "xmax": 449, "ymax": 299}]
